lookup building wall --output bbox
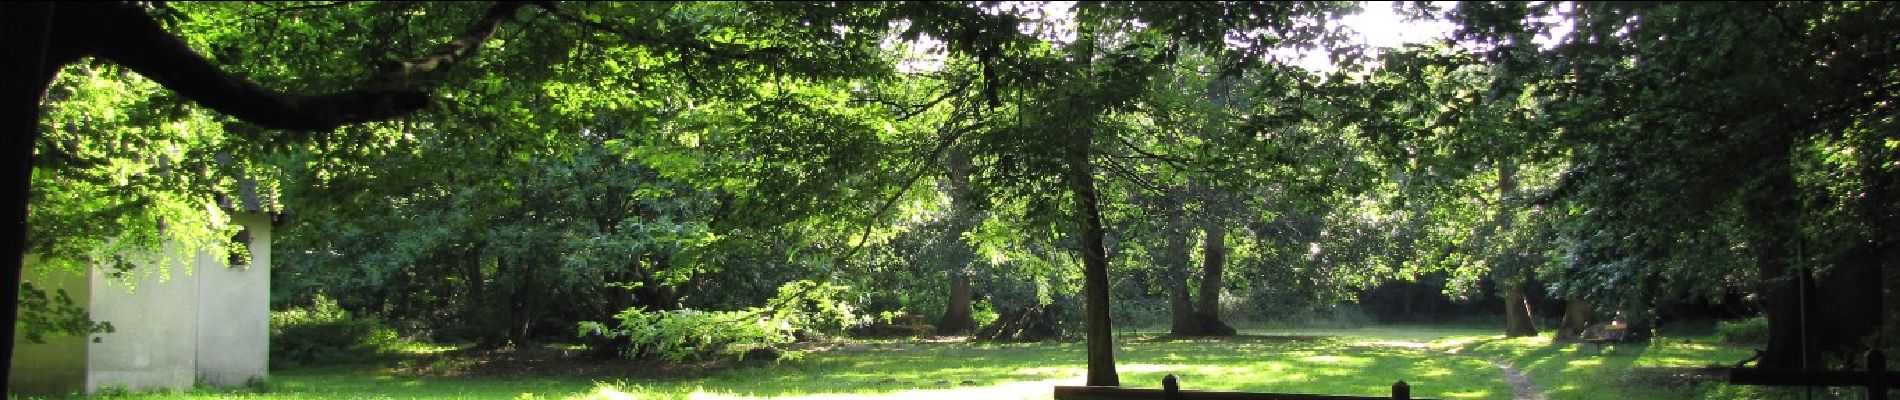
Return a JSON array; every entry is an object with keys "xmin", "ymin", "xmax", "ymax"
[
  {"xmin": 6, "ymin": 255, "xmax": 91, "ymax": 396},
  {"xmin": 194, "ymin": 211, "xmax": 271, "ymax": 387},
  {"xmin": 85, "ymin": 244, "xmax": 201, "ymax": 393},
  {"xmin": 10, "ymin": 212, "xmax": 273, "ymax": 395}
]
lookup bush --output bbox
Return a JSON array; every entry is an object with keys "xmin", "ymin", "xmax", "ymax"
[
  {"xmin": 269, "ymin": 295, "xmax": 397, "ymax": 368},
  {"xmin": 1717, "ymin": 316, "xmax": 1768, "ymax": 344},
  {"xmin": 972, "ymin": 300, "xmax": 1000, "ymax": 328},
  {"xmin": 580, "ymin": 280, "xmax": 862, "ymax": 361}
]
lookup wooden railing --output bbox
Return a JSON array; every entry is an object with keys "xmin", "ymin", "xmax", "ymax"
[
  {"xmin": 1054, "ymin": 375, "xmax": 1426, "ymax": 400},
  {"xmin": 1727, "ymin": 350, "xmax": 1896, "ymax": 400}
]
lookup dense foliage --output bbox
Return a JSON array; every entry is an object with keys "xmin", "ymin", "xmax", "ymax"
[
  {"xmin": 269, "ymin": 295, "xmax": 399, "ymax": 368},
  {"xmin": 577, "ymin": 280, "xmax": 859, "ymax": 361},
  {"xmin": 12, "ymin": 0, "xmax": 1897, "ymax": 382}
]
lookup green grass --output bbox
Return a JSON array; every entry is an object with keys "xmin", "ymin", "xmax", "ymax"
[
  {"xmin": 1439, "ymin": 333, "xmax": 1755, "ymax": 400},
  {"xmin": 32, "ymin": 324, "xmax": 1763, "ymax": 400}
]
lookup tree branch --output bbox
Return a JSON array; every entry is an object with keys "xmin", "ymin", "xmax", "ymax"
[
  {"xmin": 835, "ymin": 110, "xmax": 982, "ymax": 266},
  {"xmin": 374, "ymin": 2, "xmax": 529, "ymax": 87},
  {"xmin": 65, "ymin": 1, "xmax": 528, "ymax": 132},
  {"xmin": 536, "ymin": 2, "xmax": 786, "ymax": 63},
  {"xmin": 269, "ymin": 1, "xmax": 354, "ymax": 15}
]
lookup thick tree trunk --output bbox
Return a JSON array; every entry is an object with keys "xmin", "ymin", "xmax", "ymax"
[
  {"xmin": 1858, "ymin": 142, "xmax": 1895, "ymax": 361},
  {"xmin": 1074, "ymin": 164, "xmax": 1118, "ymax": 386},
  {"xmin": 4, "ymin": 3, "xmax": 71, "ymax": 382},
  {"xmin": 1162, "ymin": 201, "xmax": 1198, "ymax": 335},
  {"xmin": 939, "ymin": 273, "xmax": 978, "ymax": 335},
  {"xmin": 1491, "ymin": 160, "xmax": 1538, "ymax": 337},
  {"xmin": 937, "ymin": 146, "xmax": 979, "ymax": 336},
  {"xmin": 1067, "ymin": 139, "xmax": 1118, "ymax": 386},
  {"xmin": 1503, "ymin": 279, "xmax": 1539, "ymax": 337},
  {"xmin": 508, "ymin": 260, "xmax": 536, "ymax": 347},
  {"xmin": 1195, "ymin": 223, "xmax": 1236, "ymax": 336},
  {"xmin": 1807, "ymin": 139, "xmax": 1898, "ymax": 364},
  {"xmin": 1555, "ymin": 298, "xmax": 1593, "ymax": 342},
  {"xmin": 461, "ymin": 248, "xmax": 504, "ymax": 348},
  {"xmin": 1745, "ymin": 140, "xmax": 1812, "ymax": 369}
]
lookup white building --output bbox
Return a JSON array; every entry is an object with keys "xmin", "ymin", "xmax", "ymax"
[{"xmin": 8, "ymin": 210, "xmax": 273, "ymax": 395}]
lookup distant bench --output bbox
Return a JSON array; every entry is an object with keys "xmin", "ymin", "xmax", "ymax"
[
  {"xmin": 1055, "ymin": 375, "xmax": 1429, "ymax": 400},
  {"xmin": 865, "ymin": 314, "xmax": 934, "ymax": 338},
  {"xmin": 1581, "ymin": 321, "xmax": 1629, "ymax": 352}
]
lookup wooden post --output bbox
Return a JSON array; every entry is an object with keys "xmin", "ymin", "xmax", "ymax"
[
  {"xmin": 1392, "ymin": 380, "xmax": 1411, "ymax": 400},
  {"xmin": 1163, "ymin": 374, "xmax": 1180, "ymax": 400},
  {"xmin": 1872, "ymin": 350, "xmax": 1888, "ymax": 400}
]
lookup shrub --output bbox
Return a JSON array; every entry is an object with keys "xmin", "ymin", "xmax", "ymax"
[
  {"xmin": 1717, "ymin": 316, "xmax": 1768, "ymax": 344},
  {"xmin": 761, "ymin": 279, "xmax": 865, "ymax": 339},
  {"xmin": 269, "ymin": 294, "xmax": 397, "ymax": 368},
  {"xmin": 580, "ymin": 280, "xmax": 862, "ymax": 361},
  {"xmin": 972, "ymin": 300, "xmax": 1000, "ymax": 328}
]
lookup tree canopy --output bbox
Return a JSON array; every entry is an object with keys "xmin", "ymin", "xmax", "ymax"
[{"xmin": 7, "ymin": 0, "xmax": 1897, "ymax": 383}]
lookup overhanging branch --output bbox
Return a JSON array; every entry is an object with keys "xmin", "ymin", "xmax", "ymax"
[
  {"xmin": 66, "ymin": 1, "xmax": 529, "ymax": 132},
  {"xmin": 374, "ymin": 2, "xmax": 530, "ymax": 88}
]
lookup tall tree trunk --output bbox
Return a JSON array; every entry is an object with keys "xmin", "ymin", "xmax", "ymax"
[
  {"xmin": 1493, "ymin": 160, "xmax": 1538, "ymax": 337},
  {"xmin": 1809, "ymin": 138, "xmax": 1898, "ymax": 363},
  {"xmin": 1072, "ymin": 157, "xmax": 1117, "ymax": 386},
  {"xmin": 939, "ymin": 273, "xmax": 977, "ymax": 335},
  {"xmin": 1745, "ymin": 139, "xmax": 1812, "ymax": 369},
  {"xmin": 1195, "ymin": 222, "xmax": 1236, "ymax": 336},
  {"xmin": 1162, "ymin": 196, "xmax": 1198, "ymax": 335},
  {"xmin": 937, "ymin": 146, "xmax": 979, "ymax": 336},
  {"xmin": 461, "ymin": 248, "xmax": 503, "ymax": 348},
  {"xmin": 1859, "ymin": 140, "xmax": 1894, "ymax": 360},
  {"xmin": 509, "ymin": 262, "xmax": 536, "ymax": 347},
  {"xmin": 2, "ymin": 3, "xmax": 64, "ymax": 380},
  {"xmin": 1503, "ymin": 279, "xmax": 1539, "ymax": 337},
  {"xmin": 1066, "ymin": 128, "xmax": 1118, "ymax": 386},
  {"xmin": 1065, "ymin": 22, "xmax": 1116, "ymax": 386},
  {"xmin": 1556, "ymin": 298, "xmax": 1593, "ymax": 342}
]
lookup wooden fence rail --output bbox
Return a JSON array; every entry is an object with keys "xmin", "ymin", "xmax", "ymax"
[{"xmin": 1054, "ymin": 375, "xmax": 1425, "ymax": 400}]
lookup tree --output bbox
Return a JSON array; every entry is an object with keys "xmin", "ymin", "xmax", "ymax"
[
  {"xmin": 7, "ymin": 0, "xmax": 916, "ymax": 372},
  {"xmin": 934, "ymin": 146, "xmax": 982, "ymax": 335},
  {"xmin": 4, "ymin": 0, "xmax": 536, "ymax": 379},
  {"xmin": 12, "ymin": 2, "xmax": 1424, "ymax": 387},
  {"xmin": 1446, "ymin": 1, "xmax": 1898, "ymax": 366}
]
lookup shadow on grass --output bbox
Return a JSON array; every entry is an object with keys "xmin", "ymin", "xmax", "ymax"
[
  {"xmin": 68, "ymin": 328, "xmax": 1768, "ymax": 400},
  {"xmin": 1135, "ymin": 334, "xmax": 1331, "ymax": 343},
  {"xmin": 1452, "ymin": 335, "xmax": 1755, "ymax": 400}
]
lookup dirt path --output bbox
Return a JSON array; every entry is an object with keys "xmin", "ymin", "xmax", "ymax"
[
  {"xmin": 1485, "ymin": 359, "xmax": 1546, "ymax": 400},
  {"xmin": 1376, "ymin": 340, "xmax": 1545, "ymax": 400}
]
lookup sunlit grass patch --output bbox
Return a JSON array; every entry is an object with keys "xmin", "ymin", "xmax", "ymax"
[
  {"xmin": 1450, "ymin": 332, "xmax": 1756, "ymax": 400},
  {"xmin": 51, "ymin": 324, "xmax": 1760, "ymax": 400}
]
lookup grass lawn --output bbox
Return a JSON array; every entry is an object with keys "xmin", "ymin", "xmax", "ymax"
[
  {"xmin": 31, "ymin": 324, "xmax": 1763, "ymax": 400},
  {"xmin": 1433, "ymin": 331, "xmax": 1756, "ymax": 400}
]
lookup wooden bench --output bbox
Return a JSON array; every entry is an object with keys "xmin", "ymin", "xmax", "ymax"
[
  {"xmin": 865, "ymin": 314, "xmax": 935, "ymax": 338},
  {"xmin": 1055, "ymin": 374, "xmax": 1427, "ymax": 400},
  {"xmin": 1581, "ymin": 321, "xmax": 1628, "ymax": 353}
]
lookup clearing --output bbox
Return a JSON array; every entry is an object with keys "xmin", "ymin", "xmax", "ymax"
[{"xmin": 66, "ymin": 325, "xmax": 1755, "ymax": 400}]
